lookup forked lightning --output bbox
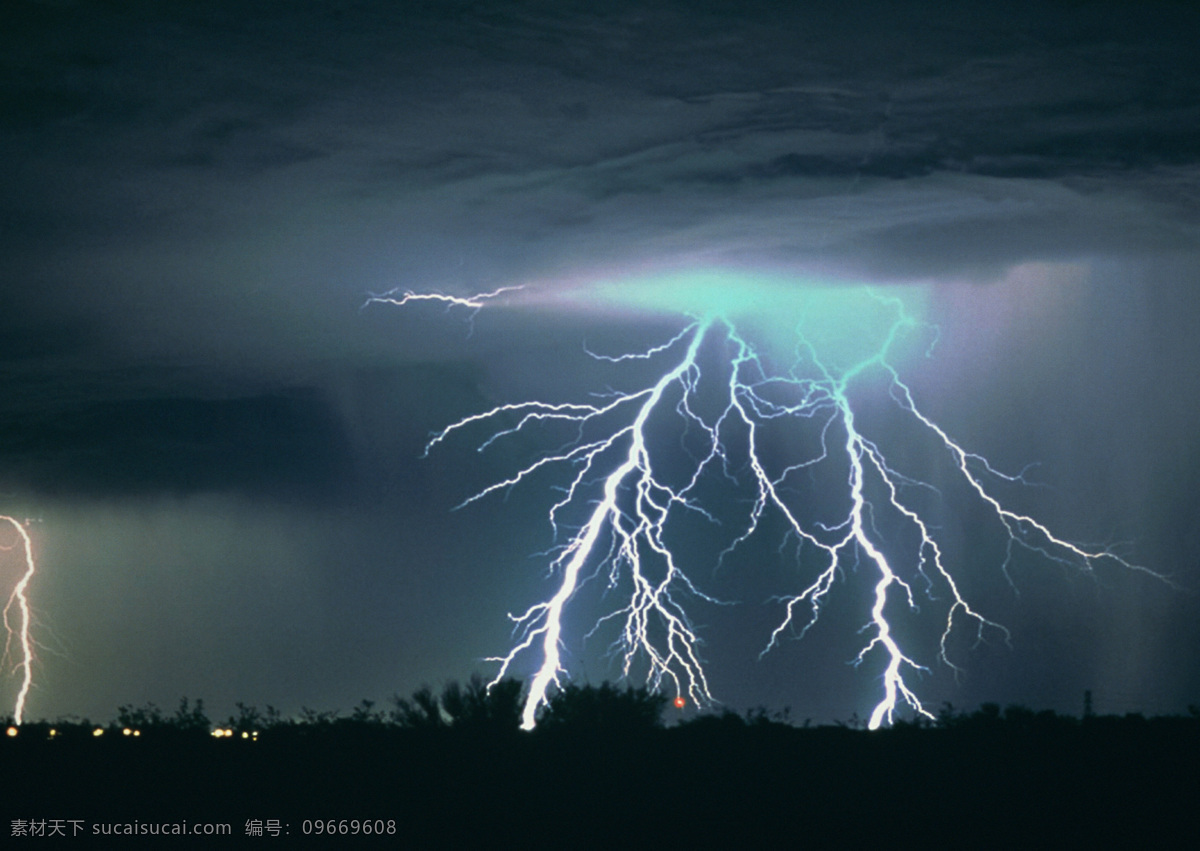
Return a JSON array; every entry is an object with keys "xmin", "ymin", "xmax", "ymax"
[{"xmin": 380, "ymin": 284, "xmax": 1155, "ymax": 729}]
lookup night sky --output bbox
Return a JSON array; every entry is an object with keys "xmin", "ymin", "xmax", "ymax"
[{"xmin": 2, "ymin": 0, "xmax": 1199, "ymax": 726}]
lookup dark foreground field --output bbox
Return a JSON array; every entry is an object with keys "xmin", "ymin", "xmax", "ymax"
[{"xmin": 3, "ymin": 704, "xmax": 1196, "ymax": 847}]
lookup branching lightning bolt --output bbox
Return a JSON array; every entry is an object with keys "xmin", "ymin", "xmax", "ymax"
[
  {"xmin": 1, "ymin": 515, "xmax": 36, "ymax": 724},
  {"xmin": 382, "ymin": 286, "xmax": 1158, "ymax": 730}
]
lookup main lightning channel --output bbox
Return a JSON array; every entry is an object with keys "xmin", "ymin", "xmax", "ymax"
[{"xmin": 479, "ymin": 319, "xmax": 718, "ymax": 729}]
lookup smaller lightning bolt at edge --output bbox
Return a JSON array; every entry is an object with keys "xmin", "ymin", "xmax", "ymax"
[{"xmin": 1, "ymin": 515, "xmax": 36, "ymax": 725}]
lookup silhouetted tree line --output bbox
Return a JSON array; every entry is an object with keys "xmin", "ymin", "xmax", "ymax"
[
  {"xmin": 3, "ymin": 676, "xmax": 668, "ymax": 740},
  {"xmin": 6, "ymin": 679, "xmax": 1200, "ymax": 739},
  {"xmin": 4, "ymin": 683, "xmax": 1198, "ymax": 846}
]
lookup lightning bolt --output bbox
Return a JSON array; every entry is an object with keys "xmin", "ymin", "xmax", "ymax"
[
  {"xmin": 1, "ymin": 516, "xmax": 36, "ymax": 725},
  {"xmin": 382, "ymin": 285, "xmax": 1157, "ymax": 730},
  {"xmin": 365, "ymin": 285, "xmax": 524, "ymax": 331}
]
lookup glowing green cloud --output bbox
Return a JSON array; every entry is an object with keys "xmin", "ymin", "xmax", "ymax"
[{"xmin": 562, "ymin": 269, "xmax": 931, "ymax": 373}]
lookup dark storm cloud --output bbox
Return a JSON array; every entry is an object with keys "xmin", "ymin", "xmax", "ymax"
[
  {"xmin": 5, "ymin": 0, "xmax": 1197, "ymax": 288},
  {"xmin": 0, "ymin": 390, "xmax": 352, "ymax": 500},
  {"xmin": 4, "ymin": 0, "xmax": 1198, "ymax": 508}
]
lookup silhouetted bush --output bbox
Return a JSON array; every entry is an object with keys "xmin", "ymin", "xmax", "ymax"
[
  {"xmin": 114, "ymin": 697, "xmax": 209, "ymax": 737},
  {"xmin": 223, "ymin": 701, "xmax": 284, "ymax": 733},
  {"xmin": 391, "ymin": 675, "xmax": 523, "ymax": 732},
  {"xmin": 440, "ymin": 675, "xmax": 523, "ymax": 732},
  {"xmin": 391, "ymin": 685, "xmax": 445, "ymax": 728},
  {"xmin": 172, "ymin": 696, "xmax": 210, "ymax": 734},
  {"xmin": 535, "ymin": 682, "xmax": 667, "ymax": 732},
  {"xmin": 115, "ymin": 701, "xmax": 168, "ymax": 730}
]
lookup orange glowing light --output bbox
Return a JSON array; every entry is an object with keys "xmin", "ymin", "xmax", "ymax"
[
  {"xmin": 5, "ymin": 726, "xmax": 17, "ymax": 737},
  {"xmin": 673, "ymin": 696, "xmax": 686, "ymax": 709}
]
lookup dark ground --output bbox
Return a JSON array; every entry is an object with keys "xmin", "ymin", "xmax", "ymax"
[{"xmin": 4, "ymin": 708, "xmax": 1196, "ymax": 847}]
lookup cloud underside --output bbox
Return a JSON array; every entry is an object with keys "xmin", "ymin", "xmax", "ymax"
[{"xmin": 3, "ymin": 0, "xmax": 1197, "ymax": 286}]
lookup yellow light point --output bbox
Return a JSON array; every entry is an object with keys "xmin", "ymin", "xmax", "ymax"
[
  {"xmin": 133, "ymin": 730, "xmax": 140, "ymax": 737},
  {"xmin": 92, "ymin": 728, "xmax": 104, "ymax": 737},
  {"xmin": 1, "ymin": 516, "xmax": 37, "ymax": 725},
  {"xmin": 5, "ymin": 725, "xmax": 17, "ymax": 737},
  {"xmin": 48, "ymin": 728, "xmax": 56, "ymax": 738},
  {"xmin": 122, "ymin": 728, "xmax": 132, "ymax": 736},
  {"xmin": 241, "ymin": 731, "xmax": 249, "ymax": 739}
]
